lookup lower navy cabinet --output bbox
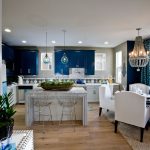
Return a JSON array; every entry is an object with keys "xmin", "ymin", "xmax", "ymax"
[
  {"xmin": 55, "ymin": 50, "xmax": 95, "ymax": 75},
  {"xmin": 15, "ymin": 50, "xmax": 39, "ymax": 75}
]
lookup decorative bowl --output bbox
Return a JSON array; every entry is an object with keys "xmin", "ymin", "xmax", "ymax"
[{"xmin": 40, "ymin": 81, "xmax": 74, "ymax": 91}]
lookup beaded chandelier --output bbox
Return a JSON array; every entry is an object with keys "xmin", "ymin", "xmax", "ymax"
[{"xmin": 129, "ymin": 28, "xmax": 149, "ymax": 71}]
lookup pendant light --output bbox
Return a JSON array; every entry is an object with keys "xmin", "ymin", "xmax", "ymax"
[
  {"xmin": 129, "ymin": 28, "xmax": 149, "ymax": 71},
  {"xmin": 61, "ymin": 30, "xmax": 68, "ymax": 64},
  {"xmin": 43, "ymin": 32, "xmax": 50, "ymax": 64}
]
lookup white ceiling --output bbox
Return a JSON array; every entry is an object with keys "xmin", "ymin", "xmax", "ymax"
[{"xmin": 2, "ymin": 0, "xmax": 150, "ymax": 47}]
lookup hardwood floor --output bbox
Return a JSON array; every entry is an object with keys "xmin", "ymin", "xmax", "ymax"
[{"xmin": 13, "ymin": 103, "xmax": 132, "ymax": 150}]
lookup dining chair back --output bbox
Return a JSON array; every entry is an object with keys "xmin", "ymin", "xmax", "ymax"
[
  {"xmin": 114, "ymin": 91, "xmax": 150, "ymax": 142},
  {"xmin": 99, "ymin": 84, "xmax": 115, "ymax": 116}
]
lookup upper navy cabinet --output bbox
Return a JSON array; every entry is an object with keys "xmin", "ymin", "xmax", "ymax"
[
  {"xmin": 2, "ymin": 44, "xmax": 15, "ymax": 77},
  {"xmin": 69, "ymin": 51, "xmax": 84, "ymax": 68},
  {"xmin": 55, "ymin": 50, "xmax": 69, "ymax": 75},
  {"xmin": 15, "ymin": 50, "xmax": 39, "ymax": 75},
  {"xmin": 55, "ymin": 50, "xmax": 95, "ymax": 75},
  {"xmin": 84, "ymin": 50, "xmax": 95, "ymax": 75},
  {"xmin": 2, "ymin": 44, "xmax": 14, "ymax": 61}
]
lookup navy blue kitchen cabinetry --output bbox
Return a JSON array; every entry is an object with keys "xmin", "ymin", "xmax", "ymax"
[
  {"xmin": 84, "ymin": 50, "xmax": 95, "ymax": 75},
  {"xmin": 2, "ymin": 44, "xmax": 15, "ymax": 77},
  {"xmin": 55, "ymin": 50, "xmax": 69, "ymax": 75},
  {"xmin": 15, "ymin": 50, "xmax": 38, "ymax": 75},
  {"xmin": 69, "ymin": 51, "xmax": 85, "ymax": 68},
  {"xmin": 2, "ymin": 44, "xmax": 14, "ymax": 61},
  {"xmin": 55, "ymin": 50, "xmax": 95, "ymax": 75}
]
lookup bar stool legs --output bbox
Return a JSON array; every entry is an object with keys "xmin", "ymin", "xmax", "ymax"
[
  {"xmin": 58, "ymin": 96, "xmax": 77, "ymax": 131},
  {"xmin": 48, "ymin": 104, "xmax": 53, "ymax": 124},
  {"xmin": 33, "ymin": 100, "xmax": 53, "ymax": 132}
]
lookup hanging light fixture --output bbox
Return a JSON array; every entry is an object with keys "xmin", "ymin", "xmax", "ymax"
[
  {"xmin": 61, "ymin": 30, "xmax": 68, "ymax": 64},
  {"xmin": 129, "ymin": 28, "xmax": 149, "ymax": 71},
  {"xmin": 43, "ymin": 31, "xmax": 50, "ymax": 64}
]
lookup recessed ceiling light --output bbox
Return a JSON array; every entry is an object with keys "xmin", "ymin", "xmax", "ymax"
[
  {"xmin": 104, "ymin": 41, "xmax": 109, "ymax": 45},
  {"xmin": 22, "ymin": 40, "xmax": 27, "ymax": 43},
  {"xmin": 78, "ymin": 41, "xmax": 83, "ymax": 44},
  {"xmin": 51, "ymin": 40, "xmax": 56, "ymax": 44},
  {"xmin": 4, "ymin": 28, "xmax": 11, "ymax": 32}
]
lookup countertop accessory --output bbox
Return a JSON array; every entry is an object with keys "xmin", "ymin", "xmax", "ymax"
[
  {"xmin": 18, "ymin": 76, "xmax": 23, "ymax": 84},
  {"xmin": 40, "ymin": 81, "xmax": 74, "ymax": 91}
]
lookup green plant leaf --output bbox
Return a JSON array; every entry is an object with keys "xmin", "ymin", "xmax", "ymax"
[{"xmin": 0, "ymin": 92, "xmax": 16, "ymax": 127}]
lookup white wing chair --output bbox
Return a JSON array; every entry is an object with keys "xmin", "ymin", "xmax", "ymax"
[
  {"xmin": 129, "ymin": 83, "xmax": 149, "ymax": 94},
  {"xmin": 99, "ymin": 84, "xmax": 115, "ymax": 116},
  {"xmin": 114, "ymin": 91, "xmax": 150, "ymax": 142}
]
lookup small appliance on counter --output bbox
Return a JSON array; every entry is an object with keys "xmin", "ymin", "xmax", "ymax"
[
  {"xmin": 18, "ymin": 76, "xmax": 23, "ymax": 84},
  {"xmin": 76, "ymin": 79, "xmax": 85, "ymax": 84}
]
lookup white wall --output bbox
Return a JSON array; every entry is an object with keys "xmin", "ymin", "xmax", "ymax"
[
  {"xmin": 113, "ymin": 42, "xmax": 127, "ymax": 86},
  {"xmin": 0, "ymin": 0, "xmax": 2, "ymax": 94},
  {"xmin": 94, "ymin": 47, "xmax": 113, "ymax": 78},
  {"xmin": 37, "ymin": 47, "xmax": 55, "ymax": 78}
]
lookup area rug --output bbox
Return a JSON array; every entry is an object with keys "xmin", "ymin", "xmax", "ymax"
[{"xmin": 104, "ymin": 111, "xmax": 150, "ymax": 150}]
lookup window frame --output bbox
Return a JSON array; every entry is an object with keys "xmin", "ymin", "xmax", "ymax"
[
  {"xmin": 41, "ymin": 52, "xmax": 53, "ymax": 70},
  {"xmin": 95, "ymin": 53, "xmax": 106, "ymax": 71},
  {"xmin": 115, "ymin": 51, "xmax": 122, "ymax": 83}
]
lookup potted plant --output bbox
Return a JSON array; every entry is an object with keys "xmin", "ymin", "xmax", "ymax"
[{"xmin": 0, "ymin": 92, "xmax": 16, "ymax": 141}]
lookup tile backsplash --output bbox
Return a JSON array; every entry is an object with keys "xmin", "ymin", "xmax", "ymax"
[{"xmin": 23, "ymin": 77, "xmax": 112, "ymax": 84}]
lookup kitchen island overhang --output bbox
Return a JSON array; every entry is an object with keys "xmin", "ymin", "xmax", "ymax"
[{"xmin": 25, "ymin": 87, "xmax": 88, "ymax": 127}]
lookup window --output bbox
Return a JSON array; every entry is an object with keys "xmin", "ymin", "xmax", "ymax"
[
  {"xmin": 116, "ymin": 51, "xmax": 122, "ymax": 83},
  {"xmin": 95, "ymin": 53, "xmax": 106, "ymax": 71},
  {"xmin": 41, "ymin": 52, "xmax": 53, "ymax": 70}
]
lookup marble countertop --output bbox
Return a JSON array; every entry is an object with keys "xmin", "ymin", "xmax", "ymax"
[
  {"xmin": 30, "ymin": 87, "xmax": 87, "ymax": 94},
  {"xmin": 8, "ymin": 83, "xmax": 119, "ymax": 88}
]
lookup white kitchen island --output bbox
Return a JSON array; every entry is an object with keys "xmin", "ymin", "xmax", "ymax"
[{"xmin": 25, "ymin": 87, "xmax": 87, "ymax": 127}]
